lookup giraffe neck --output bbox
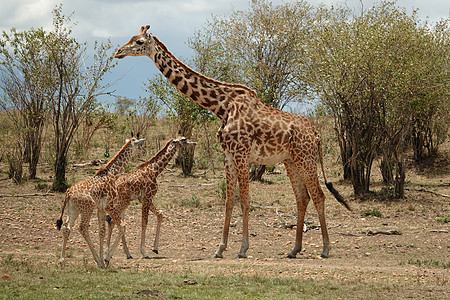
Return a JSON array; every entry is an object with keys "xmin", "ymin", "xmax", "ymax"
[
  {"xmin": 150, "ymin": 36, "xmax": 257, "ymax": 120},
  {"xmin": 137, "ymin": 139, "xmax": 178, "ymax": 178},
  {"xmin": 95, "ymin": 141, "xmax": 133, "ymax": 178}
]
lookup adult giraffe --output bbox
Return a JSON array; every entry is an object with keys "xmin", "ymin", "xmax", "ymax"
[{"xmin": 115, "ymin": 25, "xmax": 351, "ymax": 259}]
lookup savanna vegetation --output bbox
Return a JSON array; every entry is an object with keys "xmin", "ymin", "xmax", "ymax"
[
  {"xmin": 1, "ymin": 1, "xmax": 448, "ymax": 196},
  {"xmin": 0, "ymin": 1, "xmax": 449, "ymax": 299}
]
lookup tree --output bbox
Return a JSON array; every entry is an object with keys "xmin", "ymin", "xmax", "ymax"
[
  {"xmin": 0, "ymin": 27, "xmax": 50, "ymax": 180},
  {"xmin": 44, "ymin": 6, "xmax": 116, "ymax": 191},
  {"xmin": 304, "ymin": 1, "xmax": 449, "ymax": 197},
  {"xmin": 409, "ymin": 19, "xmax": 450, "ymax": 162},
  {"xmin": 115, "ymin": 96, "xmax": 134, "ymax": 115},
  {"xmin": 304, "ymin": 4, "xmax": 381, "ymax": 194},
  {"xmin": 124, "ymin": 95, "xmax": 160, "ymax": 139},
  {"xmin": 144, "ymin": 74, "xmax": 211, "ymax": 175},
  {"xmin": 73, "ymin": 104, "xmax": 117, "ymax": 160},
  {"xmin": 189, "ymin": 0, "xmax": 314, "ymax": 180}
]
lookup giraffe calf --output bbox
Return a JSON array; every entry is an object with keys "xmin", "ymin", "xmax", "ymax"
[
  {"xmin": 56, "ymin": 137, "xmax": 145, "ymax": 267},
  {"xmin": 106, "ymin": 136, "xmax": 196, "ymax": 259}
]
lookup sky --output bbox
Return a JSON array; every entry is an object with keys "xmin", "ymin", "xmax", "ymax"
[{"xmin": 0, "ymin": 0, "xmax": 448, "ymax": 110}]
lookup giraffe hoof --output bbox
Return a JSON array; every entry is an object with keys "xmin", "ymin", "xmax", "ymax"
[
  {"xmin": 320, "ymin": 253, "xmax": 329, "ymax": 258},
  {"xmin": 287, "ymin": 253, "xmax": 297, "ymax": 259},
  {"xmin": 237, "ymin": 254, "xmax": 247, "ymax": 259},
  {"xmin": 212, "ymin": 253, "xmax": 223, "ymax": 259},
  {"xmin": 127, "ymin": 256, "xmax": 133, "ymax": 259},
  {"xmin": 152, "ymin": 249, "xmax": 159, "ymax": 254}
]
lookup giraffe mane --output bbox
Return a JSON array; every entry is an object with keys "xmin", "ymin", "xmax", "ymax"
[
  {"xmin": 94, "ymin": 139, "xmax": 133, "ymax": 176},
  {"xmin": 136, "ymin": 138, "xmax": 175, "ymax": 170},
  {"xmin": 152, "ymin": 36, "xmax": 257, "ymax": 98}
]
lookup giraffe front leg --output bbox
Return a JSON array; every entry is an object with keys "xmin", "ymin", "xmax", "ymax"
[
  {"xmin": 107, "ymin": 212, "xmax": 132, "ymax": 259},
  {"xmin": 79, "ymin": 212, "xmax": 104, "ymax": 268},
  {"xmin": 214, "ymin": 156, "xmax": 237, "ymax": 258},
  {"xmin": 237, "ymin": 164, "xmax": 250, "ymax": 259},
  {"xmin": 121, "ymin": 223, "xmax": 132, "ymax": 259},
  {"xmin": 140, "ymin": 203, "xmax": 150, "ymax": 259},
  {"xmin": 106, "ymin": 216, "xmax": 114, "ymax": 253},
  {"xmin": 214, "ymin": 196, "xmax": 234, "ymax": 258}
]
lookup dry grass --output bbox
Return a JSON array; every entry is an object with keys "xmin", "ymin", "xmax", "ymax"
[{"xmin": 0, "ymin": 117, "xmax": 449, "ymax": 299}]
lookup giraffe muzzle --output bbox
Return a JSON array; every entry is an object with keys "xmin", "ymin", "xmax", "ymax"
[{"xmin": 114, "ymin": 50, "xmax": 125, "ymax": 59}]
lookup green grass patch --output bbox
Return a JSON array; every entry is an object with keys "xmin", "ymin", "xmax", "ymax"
[
  {"xmin": 181, "ymin": 193, "xmax": 202, "ymax": 208},
  {"xmin": 35, "ymin": 182, "xmax": 49, "ymax": 191},
  {"xmin": 437, "ymin": 217, "xmax": 450, "ymax": 223},
  {"xmin": 0, "ymin": 254, "xmax": 399, "ymax": 300},
  {"xmin": 363, "ymin": 209, "xmax": 382, "ymax": 218},
  {"xmin": 407, "ymin": 258, "xmax": 450, "ymax": 269}
]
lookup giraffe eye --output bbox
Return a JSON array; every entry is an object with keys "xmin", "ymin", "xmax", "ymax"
[{"xmin": 136, "ymin": 40, "xmax": 144, "ymax": 45}]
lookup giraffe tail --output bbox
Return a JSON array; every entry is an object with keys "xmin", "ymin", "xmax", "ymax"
[
  {"xmin": 56, "ymin": 192, "xmax": 70, "ymax": 230},
  {"xmin": 318, "ymin": 135, "xmax": 352, "ymax": 211}
]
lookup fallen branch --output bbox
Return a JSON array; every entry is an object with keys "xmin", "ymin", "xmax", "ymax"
[
  {"xmin": 338, "ymin": 229, "xmax": 402, "ymax": 237},
  {"xmin": 0, "ymin": 217, "xmax": 19, "ymax": 222},
  {"xmin": 365, "ymin": 230, "xmax": 402, "ymax": 236},
  {"xmin": 338, "ymin": 232, "xmax": 364, "ymax": 237},
  {"xmin": 193, "ymin": 169, "xmax": 209, "ymax": 177},
  {"xmin": 71, "ymin": 159, "xmax": 108, "ymax": 168},
  {"xmin": 0, "ymin": 193, "xmax": 55, "ymax": 198},
  {"xmin": 405, "ymin": 187, "xmax": 449, "ymax": 198},
  {"xmin": 429, "ymin": 229, "xmax": 449, "ymax": 233}
]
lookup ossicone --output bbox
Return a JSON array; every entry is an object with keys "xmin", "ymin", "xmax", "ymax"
[{"xmin": 140, "ymin": 25, "xmax": 150, "ymax": 34}]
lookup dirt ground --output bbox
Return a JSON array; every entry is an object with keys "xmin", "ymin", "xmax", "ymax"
[{"xmin": 0, "ymin": 151, "xmax": 449, "ymax": 299}]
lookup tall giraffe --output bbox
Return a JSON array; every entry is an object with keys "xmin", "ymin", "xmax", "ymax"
[
  {"xmin": 106, "ymin": 136, "xmax": 197, "ymax": 259},
  {"xmin": 115, "ymin": 26, "xmax": 351, "ymax": 259},
  {"xmin": 56, "ymin": 137, "xmax": 145, "ymax": 267}
]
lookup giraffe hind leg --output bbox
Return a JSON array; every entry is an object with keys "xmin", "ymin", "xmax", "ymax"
[
  {"xmin": 289, "ymin": 145, "xmax": 331, "ymax": 258},
  {"xmin": 59, "ymin": 199, "xmax": 79, "ymax": 266},
  {"xmin": 304, "ymin": 176, "xmax": 330, "ymax": 258},
  {"xmin": 148, "ymin": 200, "xmax": 163, "ymax": 255},
  {"xmin": 104, "ymin": 212, "xmax": 126, "ymax": 265},
  {"xmin": 284, "ymin": 159, "xmax": 310, "ymax": 258}
]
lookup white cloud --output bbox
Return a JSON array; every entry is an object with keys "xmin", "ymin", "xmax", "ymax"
[
  {"xmin": 0, "ymin": 0, "xmax": 448, "ymax": 100},
  {"xmin": 0, "ymin": 0, "xmax": 58, "ymax": 31}
]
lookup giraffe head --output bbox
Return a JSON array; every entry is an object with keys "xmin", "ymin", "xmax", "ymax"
[
  {"xmin": 127, "ymin": 136, "xmax": 146, "ymax": 156},
  {"xmin": 171, "ymin": 136, "xmax": 197, "ymax": 149},
  {"xmin": 115, "ymin": 25, "xmax": 154, "ymax": 59}
]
